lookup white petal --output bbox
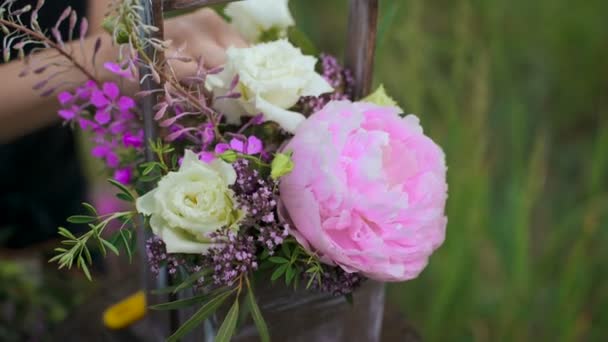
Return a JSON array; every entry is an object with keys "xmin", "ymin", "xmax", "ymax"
[
  {"xmin": 255, "ymin": 95, "xmax": 305, "ymax": 133},
  {"xmin": 136, "ymin": 189, "xmax": 157, "ymax": 216},
  {"xmin": 210, "ymin": 159, "xmax": 238, "ymax": 185},
  {"xmin": 303, "ymin": 73, "xmax": 333, "ymax": 97},
  {"xmin": 180, "ymin": 149, "xmax": 200, "ymax": 170},
  {"xmin": 150, "ymin": 215, "xmax": 212, "ymax": 254}
]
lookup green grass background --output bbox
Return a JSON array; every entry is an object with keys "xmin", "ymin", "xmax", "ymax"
[{"xmin": 290, "ymin": 0, "xmax": 608, "ymax": 340}]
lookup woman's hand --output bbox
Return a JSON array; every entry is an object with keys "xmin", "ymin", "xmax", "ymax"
[{"xmin": 164, "ymin": 8, "xmax": 248, "ymax": 73}]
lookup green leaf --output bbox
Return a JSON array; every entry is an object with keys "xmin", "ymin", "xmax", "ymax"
[
  {"xmin": 120, "ymin": 229, "xmax": 134, "ymax": 262},
  {"xmin": 101, "ymin": 239, "xmax": 120, "ymax": 256},
  {"xmin": 172, "ymin": 269, "xmax": 211, "ymax": 294},
  {"xmin": 215, "ymin": 299, "xmax": 239, "ymax": 342},
  {"xmin": 362, "ymin": 85, "xmax": 403, "ymax": 111},
  {"xmin": 270, "ymin": 152, "xmax": 295, "ymax": 180},
  {"xmin": 108, "ymin": 178, "xmax": 135, "ymax": 202},
  {"xmin": 81, "ymin": 202, "xmax": 98, "ymax": 216},
  {"xmin": 78, "ymin": 258, "xmax": 92, "ymax": 281},
  {"xmin": 288, "ymin": 26, "xmax": 318, "ymax": 56},
  {"xmin": 247, "ymin": 281, "xmax": 270, "ymax": 342},
  {"xmin": 271, "ymin": 263, "xmax": 288, "ymax": 281},
  {"xmin": 150, "ymin": 290, "xmax": 219, "ymax": 310},
  {"xmin": 268, "ymin": 256, "xmax": 289, "ymax": 264},
  {"xmin": 116, "ymin": 192, "xmax": 134, "ymax": 202},
  {"xmin": 167, "ymin": 290, "xmax": 234, "ymax": 342},
  {"xmin": 281, "ymin": 243, "xmax": 292, "ymax": 258},
  {"xmin": 285, "ymin": 266, "xmax": 296, "ymax": 285},
  {"xmin": 57, "ymin": 227, "xmax": 76, "ymax": 239}
]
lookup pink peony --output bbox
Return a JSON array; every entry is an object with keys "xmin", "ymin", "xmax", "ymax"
[{"xmin": 279, "ymin": 101, "xmax": 447, "ymax": 282}]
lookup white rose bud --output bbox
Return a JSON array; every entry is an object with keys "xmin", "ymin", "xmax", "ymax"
[
  {"xmin": 225, "ymin": 0, "xmax": 295, "ymax": 42},
  {"xmin": 136, "ymin": 150, "xmax": 242, "ymax": 254},
  {"xmin": 208, "ymin": 39, "xmax": 333, "ymax": 133}
]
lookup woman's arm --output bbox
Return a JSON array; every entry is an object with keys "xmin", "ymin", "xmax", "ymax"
[{"xmin": 0, "ymin": 5, "xmax": 245, "ymax": 143}]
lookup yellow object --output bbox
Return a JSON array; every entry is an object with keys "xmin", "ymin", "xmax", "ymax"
[{"xmin": 103, "ymin": 291, "xmax": 147, "ymax": 330}]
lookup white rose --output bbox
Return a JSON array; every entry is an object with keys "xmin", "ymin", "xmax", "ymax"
[
  {"xmin": 136, "ymin": 150, "xmax": 242, "ymax": 254},
  {"xmin": 225, "ymin": 0, "xmax": 295, "ymax": 42},
  {"xmin": 208, "ymin": 39, "xmax": 333, "ymax": 133}
]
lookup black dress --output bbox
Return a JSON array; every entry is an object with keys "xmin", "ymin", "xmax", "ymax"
[{"xmin": 0, "ymin": 0, "xmax": 88, "ymax": 248}]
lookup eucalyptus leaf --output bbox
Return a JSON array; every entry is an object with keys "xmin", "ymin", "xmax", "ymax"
[
  {"xmin": 247, "ymin": 281, "xmax": 270, "ymax": 342},
  {"xmin": 167, "ymin": 290, "xmax": 234, "ymax": 342},
  {"xmin": 150, "ymin": 290, "xmax": 219, "ymax": 311},
  {"xmin": 215, "ymin": 299, "xmax": 239, "ymax": 342}
]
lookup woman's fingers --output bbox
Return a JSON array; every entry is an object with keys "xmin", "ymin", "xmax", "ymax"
[{"xmin": 164, "ymin": 8, "xmax": 248, "ymax": 70}]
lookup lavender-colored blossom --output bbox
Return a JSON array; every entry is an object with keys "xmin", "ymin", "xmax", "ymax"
[
  {"xmin": 257, "ymin": 223, "xmax": 289, "ymax": 254},
  {"xmin": 204, "ymin": 230, "xmax": 258, "ymax": 286},
  {"xmin": 145, "ymin": 236, "xmax": 184, "ymax": 276},
  {"xmin": 231, "ymin": 159, "xmax": 276, "ymax": 222},
  {"xmin": 104, "ymin": 61, "xmax": 136, "ymax": 80}
]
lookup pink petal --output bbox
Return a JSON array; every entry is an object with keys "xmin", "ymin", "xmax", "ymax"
[
  {"xmin": 123, "ymin": 131, "xmax": 143, "ymax": 148},
  {"xmin": 90, "ymin": 90, "xmax": 109, "ymax": 108},
  {"xmin": 57, "ymin": 91, "xmax": 73, "ymax": 105},
  {"xmin": 199, "ymin": 151, "xmax": 215, "ymax": 163},
  {"xmin": 215, "ymin": 143, "xmax": 230, "ymax": 154},
  {"xmin": 58, "ymin": 107, "xmax": 76, "ymax": 120},
  {"xmin": 117, "ymin": 96, "xmax": 135, "ymax": 111},
  {"xmin": 106, "ymin": 151, "xmax": 120, "ymax": 168},
  {"xmin": 94, "ymin": 109, "xmax": 112, "ymax": 124},
  {"xmin": 91, "ymin": 145, "xmax": 109, "ymax": 158},
  {"xmin": 78, "ymin": 118, "xmax": 97, "ymax": 130},
  {"xmin": 102, "ymin": 82, "xmax": 120, "ymax": 100},
  {"xmin": 246, "ymin": 136, "xmax": 263, "ymax": 155},
  {"xmin": 113, "ymin": 168, "xmax": 132, "ymax": 184},
  {"xmin": 229, "ymin": 138, "xmax": 245, "ymax": 153}
]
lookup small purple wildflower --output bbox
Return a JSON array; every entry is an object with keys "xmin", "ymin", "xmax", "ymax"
[
  {"xmin": 231, "ymin": 159, "xmax": 276, "ymax": 222},
  {"xmin": 257, "ymin": 223, "xmax": 289, "ymax": 254},
  {"xmin": 57, "ymin": 79, "xmax": 143, "ymax": 184},
  {"xmin": 145, "ymin": 236, "xmax": 184, "ymax": 277},
  {"xmin": 204, "ymin": 230, "xmax": 258, "ymax": 286},
  {"xmin": 215, "ymin": 136, "xmax": 264, "ymax": 156}
]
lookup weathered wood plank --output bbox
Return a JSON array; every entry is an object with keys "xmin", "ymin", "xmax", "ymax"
[{"xmin": 345, "ymin": 0, "xmax": 379, "ymax": 99}]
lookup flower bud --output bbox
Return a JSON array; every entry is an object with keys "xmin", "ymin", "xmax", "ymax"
[{"xmin": 271, "ymin": 152, "xmax": 294, "ymax": 180}]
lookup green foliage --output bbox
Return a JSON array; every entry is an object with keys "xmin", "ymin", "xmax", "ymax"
[
  {"xmin": 246, "ymin": 278, "xmax": 270, "ymax": 342},
  {"xmin": 288, "ymin": 0, "xmax": 608, "ymax": 340},
  {"xmin": 49, "ymin": 188, "xmax": 137, "ymax": 281},
  {"xmin": 270, "ymin": 151, "xmax": 294, "ymax": 180},
  {"xmin": 167, "ymin": 289, "xmax": 235, "ymax": 342}
]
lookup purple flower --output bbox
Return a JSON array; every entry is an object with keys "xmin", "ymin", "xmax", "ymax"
[
  {"xmin": 104, "ymin": 62, "xmax": 135, "ymax": 80},
  {"xmin": 123, "ymin": 130, "xmax": 144, "ymax": 148},
  {"xmin": 203, "ymin": 230, "xmax": 258, "ymax": 286},
  {"xmin": 114, "ymin": 168, "xmax": 132, "ymax": 184},
  {"xmin": 58, "ymin": 105, "xmax": 79, "ymax": 120},
  {"xmin": 215, "ymin": 136, "xmax": 264, "ymax": 156},
  {"xmin": 90, "ymin": 82, "xmax": 135, "ymax": 124},
  {"xmin": 57, "ymin": 91, "xmax": 74, "ymax": 105},
  {"xmin": 91, "ymin": 144, "xmax": 120, "ymax": 168}
]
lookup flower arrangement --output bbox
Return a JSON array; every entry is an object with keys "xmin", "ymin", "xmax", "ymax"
[{"xmin": 1, "ymin": 0, "xmax": 447, "ymax": 340}]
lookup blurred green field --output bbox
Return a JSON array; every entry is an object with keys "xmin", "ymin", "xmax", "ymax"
[{"xmin": 292, "ymin": 0, "xmax": 608, "ymax": 340}]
